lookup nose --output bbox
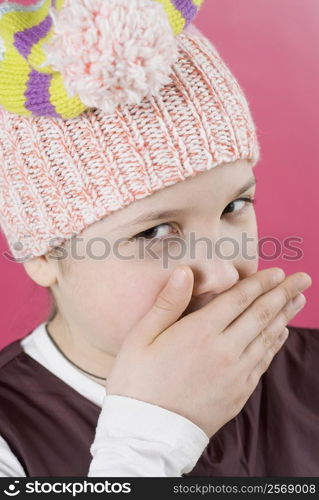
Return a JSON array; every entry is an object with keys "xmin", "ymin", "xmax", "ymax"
[{"xmin": 182, "ymin": 254, "xmax": 239, "ymax": 315}]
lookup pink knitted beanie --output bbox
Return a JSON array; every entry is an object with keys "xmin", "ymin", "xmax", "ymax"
[{"xmin": 0, "ymin": 0, "xmax": 260, "ymax": 262}]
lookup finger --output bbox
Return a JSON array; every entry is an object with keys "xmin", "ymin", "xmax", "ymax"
[
  {"xmin": 239, "ymin": 292, "xmax": 306, "ymax": 368},
  {"xmin": 246, "ymin": 326, "xmax": 290, "ymax": 391},
  {"xmin": 225, "ymin": 272, "xmax": 311, "ymax": 354},
  {"xmin": 125, "ymin": 265, "xmax": 194, "ymax": 348},
  {"xmin": 190, "ymin": 267, "xmax": 286, "ymax": 333}
]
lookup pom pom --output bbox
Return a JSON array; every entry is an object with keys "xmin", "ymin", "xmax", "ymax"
[
  {"xmin": 0, "ymin": 35, "xmax": 4, "ymax": 63},
  {"xmin": 44, "ymin": 0, "xmax": 179, "ymax": 114}
]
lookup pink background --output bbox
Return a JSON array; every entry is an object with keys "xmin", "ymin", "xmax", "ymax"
[{"xmin": 0, "ymin": 0, "xmax": 318, "ymax": 349}]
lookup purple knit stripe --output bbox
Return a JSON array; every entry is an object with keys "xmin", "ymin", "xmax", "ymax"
[
  {"xmin": 25, "ymin": 70, "xmax": 61, "ymax": 117},
  {"xmin": 171, "ymin": 0, "xmax": 197, "ymax": 26},
  {"xmin": 14, "ymin": 14, "xmax": 52, "ymax": 59}
]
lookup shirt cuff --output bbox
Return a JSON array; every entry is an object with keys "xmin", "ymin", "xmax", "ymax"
[{"xmin": 88, "ymin": 394, "xmax": 209, "ymax": 477}]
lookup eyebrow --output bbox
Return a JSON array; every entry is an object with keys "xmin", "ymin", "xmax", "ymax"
[
  {"xmin": 233, "ymin": 175, "xmax": 257, "ymax": 198},
  {"xmin": 117, "ymin": 176, "xmax": 257, "ymax": 230}
]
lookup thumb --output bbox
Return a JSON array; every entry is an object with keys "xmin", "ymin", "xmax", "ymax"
[{"xmin": 126, "ymin": 265, "xmax": 194, "ymax": 348}]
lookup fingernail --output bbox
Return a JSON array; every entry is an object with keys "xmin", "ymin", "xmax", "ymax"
[
  {"xmin": 292, "ymin": 293, "xmax": 306, "ymax": 309},
  {"xmin": 297, "ymin": 274, "xmax": 312, "ymax": 291},
  {"xmin": 170, "ymin": 268, "xmax": 188, "ymax": 287}
]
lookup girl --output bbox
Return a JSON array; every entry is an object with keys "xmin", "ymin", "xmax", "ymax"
[{"xmin": 0, "ymin": 0, "xmax": 316, "ymax": 477}]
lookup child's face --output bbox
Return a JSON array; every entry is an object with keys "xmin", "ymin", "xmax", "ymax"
[{"xmin": 48, "ymin": 159, "xmax": 258, "ymax": 356}]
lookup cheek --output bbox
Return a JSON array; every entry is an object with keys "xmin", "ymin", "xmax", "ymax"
[
  {"xmin": 78, "ymin": 259, "xmax": 168, "ymax": 334},
  {"xmin": 109, "ymin": 266, "xmax": 167, "ymax": 328},
  {"xmin": 236, "ymin": 214, "xmax": 259, "ymax": 277}
]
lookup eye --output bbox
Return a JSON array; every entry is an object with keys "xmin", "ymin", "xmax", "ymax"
[
  {"xmin": 130, "ymin": 197, "xmax": 256, "ymax": 241},
  {"xmin": 132, "ymin": 223, "xmax": 177, "ymax": 241},
  {"xmin": 222, "ymin": 196, "xmax": 256, "ymax": 217}
]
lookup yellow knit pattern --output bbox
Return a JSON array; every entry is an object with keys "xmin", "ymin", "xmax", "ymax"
[{"xmin": 0, "ymin": 0, "xmax": 204, "ymax": 118}]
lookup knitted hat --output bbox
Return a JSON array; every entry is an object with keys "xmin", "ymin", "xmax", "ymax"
[{"xmin": 0, "ymin": 0, "xmax": 260, "ymax": 262}]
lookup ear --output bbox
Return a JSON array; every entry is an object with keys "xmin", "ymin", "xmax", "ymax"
[{"xmin": 23, "ymin": 255, "xmax": 57, "ymax": 288}]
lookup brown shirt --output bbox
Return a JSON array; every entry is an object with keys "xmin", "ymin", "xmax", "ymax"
[{"xmin": 0, "ymin": 324, "xmax": 318, "ymax": 477}]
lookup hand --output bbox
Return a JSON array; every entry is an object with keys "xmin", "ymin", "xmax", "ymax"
[{"xmin": 106, "ymin": 266, "xmax": 311, "ymax": 438}]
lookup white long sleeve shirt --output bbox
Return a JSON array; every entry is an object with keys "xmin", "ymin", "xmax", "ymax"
[{"xmin": 0, "ymin": 322, "xmax": 209, "ymax": 477}]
